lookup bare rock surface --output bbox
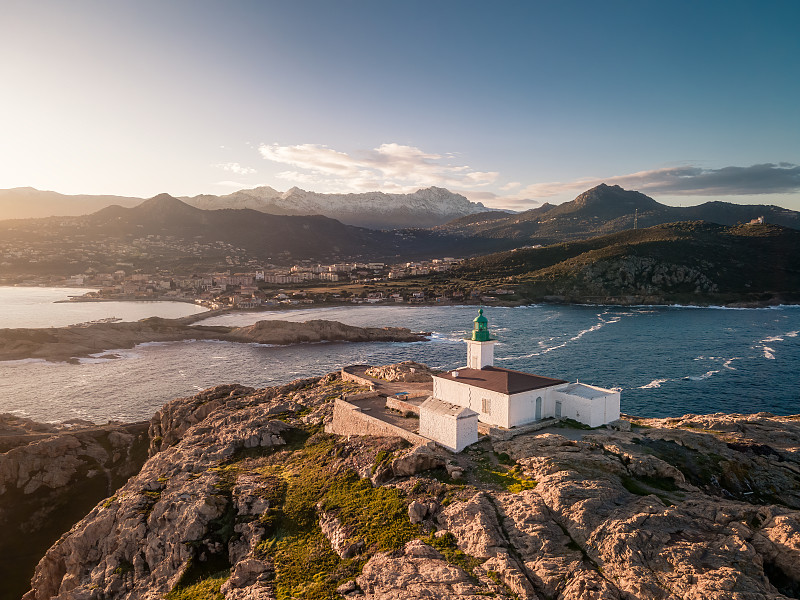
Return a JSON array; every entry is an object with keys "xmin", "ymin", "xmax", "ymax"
[
  {"xmin": 365, "ymin": 361, "xmax": 435, "ymax": 383},
  {"xmin": 357, "ymin": 539, "xmax": 512, "ymax": 599},
  {"xmin": 18, "ymin": 366, "xmax": 800, "ymax": 600}
]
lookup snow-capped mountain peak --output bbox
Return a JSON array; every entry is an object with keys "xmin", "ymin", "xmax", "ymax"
[{"xmin": 182, "ymin": 186, "xmax": 490, "ymax": 229}]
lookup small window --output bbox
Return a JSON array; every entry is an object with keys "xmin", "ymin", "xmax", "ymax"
[{"xmin": 482, "ymin": 398, "xmax": 491, "ymax": 414}]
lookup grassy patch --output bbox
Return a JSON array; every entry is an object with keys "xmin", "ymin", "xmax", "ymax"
[
  {"xmin": 494, "ymin": 451, "xmax": 514, "ymax": 466},
  {"xmin": 165, "ymin": 576, "xmax": 227, "ymax": 600},
  {"xmin": 166, "ymin": 555, "xmax": 231, "ymax": 600},
  {"xmin": 621, "ymin": 476, "xmax": 652, "ymax": 496},
  {"xmin": 252, "ymin": 431, "xmax": 421, "ymax": 600},
  {"xmin": 371, "ymin": 449, "xmax": 394, "ymax": 475},
  {"xmin": 631, "ymin": 437, "xmax": 776, "ymax": 503},
  {"xmin": 472, "ymin": 451, "xmax": 537, "ymax": 493}
]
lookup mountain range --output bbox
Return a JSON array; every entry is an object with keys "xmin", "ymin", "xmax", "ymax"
[
  {"xmin": 0, "ymin": 194, "xmax": 507, "ymax": 275},
  {"xmin": 0, "ymin": 186, "xmax": 491, "ymax": 229},
  {"xmin": 0, "ymin": 187, "xmax": 142, "ymax": 220},
  {"xmin": 180, "ymin": 186, "xmax": 492, "ymax": 229},
  {"xmin": 439, "ymin": 184, "xmax": 800, "ymax": 242},
  {"xmin": 2, "ymin": 185, "xmax": 799, "ymax": 275}
]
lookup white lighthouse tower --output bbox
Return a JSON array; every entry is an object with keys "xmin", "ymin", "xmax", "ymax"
[{"xmin": 466, "ymin": 309, "xmax": 497, "ymax": 369}]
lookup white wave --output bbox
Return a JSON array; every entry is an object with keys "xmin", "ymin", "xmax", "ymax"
[
  {"xmin": 428, "ymin": 332, "xmax": 465, "ymax": 343},
  {"xmin": 753, "ymin": 328, "xmax": 798, "ymax": 360},
  {"xmin": 496, "ymin": 311, "xmax": 624, "ymax": 360},
  {"xmin": 640, "ymin": 378, "xmax": 668, "ymax": 389},
  {"xmin": 665, "ymin": 304, "xmax": 772, "ymax": 311},
  {"xmin": 722, "ymin": 358, "xmax": 740, "ymax": 370},
  {"xmin": 684, "ymin": 370, "xmax": 720, "ymax": 381}
]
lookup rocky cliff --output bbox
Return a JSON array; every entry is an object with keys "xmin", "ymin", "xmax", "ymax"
[
  {"xmin": 0, "ymin": 415, "xmax": 149, "ymax": 600},
  {"xmin": 18, "ymin": 371, "xmax": 800, "ymax": 600}
]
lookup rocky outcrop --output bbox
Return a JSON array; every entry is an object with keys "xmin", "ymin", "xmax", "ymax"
[
  {"xmin": 0, "ymin": 418, "xmax": 149, "ymax": 600},
  {"xmin": 22, "ymin": 407, "xmax": 292, "ymax": 600},
  {"xmin": 366, "ymin": 361, "xmax": 435, "ymax": 383},
  {"xmin": 578, "ymin": 256, "xmax": 719, "ymax": 297},
  {"xmin": 147, "ymin": 379, "xmax": 321, "ymax": 456},
  {"xmin": 19, "ymin": 365, "xmax": 800, "ymax": 600},
  {"xmin": 356, "ymin": 539, "xmax": 511, "ymax": 599},
  {"xmin": 0, "ymin": 318, "xmax": 428, "ymax": 363},
  {"xmin": 232, "ymin": 319, "xmax": 427, "ymax": 346},
  {"xmin": 439, "ymin": 414, "xmax": 800, "ymax": 600}
]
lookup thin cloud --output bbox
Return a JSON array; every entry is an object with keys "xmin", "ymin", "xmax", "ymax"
[
  {"xmin": 258, "ymin": 142, "xmax": 498, "ymax": 193},
  {"xmin": 515, "ymin": 163, "xmax": 800, "ymax": 199},
  {"xmin": 215, "ymin": 162, "xmax": 257, "ymax": 175}
]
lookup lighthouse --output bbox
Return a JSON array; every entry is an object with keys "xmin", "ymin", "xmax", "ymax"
[{"xmin": 466, "ymin": 308, "xmax": 498, "ymax": 369}]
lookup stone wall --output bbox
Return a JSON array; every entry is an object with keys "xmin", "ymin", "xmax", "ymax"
[
  {"xmin": 385, "ymin": 396, "xmax": 426, "ymax": 416},
  {"xmin": 326, "ymin": 398, "xmax": 429, "ymax": 446},
  {"xmin": 341, "ymin": 366, "xmax": 376, "ymax": 388}
]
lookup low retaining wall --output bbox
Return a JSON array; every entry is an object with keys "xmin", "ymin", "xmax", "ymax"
[
  {"xmin": 343, "ymin": 391, "xmax": 381, "ymax": 402},
  {"xmin": 385, "ymin": 396, "xmax": 425, "ymax": 416},
  {"xmin": 341, "ymin": 366, "xmax": 376, "ymax": 388},
  {"xmin": 326, "ymin": 398, "xmax": 429, "ymax": 446}
]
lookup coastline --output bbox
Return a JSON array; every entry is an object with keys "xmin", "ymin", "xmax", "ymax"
[{"xmin": 4, "ymin": 284, "xmax": 798, "ymax": 310}]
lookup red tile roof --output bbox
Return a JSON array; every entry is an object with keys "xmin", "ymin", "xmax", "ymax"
[{"xmin": 436, "ymin": 367, "xmax": 567, "ymax": 395}]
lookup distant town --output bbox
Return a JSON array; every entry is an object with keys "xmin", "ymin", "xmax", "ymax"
[{"xmin": 3, "ymin": 256, "xmax": 515, "ymax": 309}]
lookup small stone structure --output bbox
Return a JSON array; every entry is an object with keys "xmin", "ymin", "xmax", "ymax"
[{"xmin": 419, "ymin": 398, "xmax": 478, "ymax": 452}]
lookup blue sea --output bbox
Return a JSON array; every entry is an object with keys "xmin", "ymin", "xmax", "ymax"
[{"xmin": 0, "ymin": 297, "xmax": 798, "ymax": 423}]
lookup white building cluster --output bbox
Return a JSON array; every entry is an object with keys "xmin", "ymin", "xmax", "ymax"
[{"xmin": 419, "ymin": 310, "xmax": 621, "ymax": 452}]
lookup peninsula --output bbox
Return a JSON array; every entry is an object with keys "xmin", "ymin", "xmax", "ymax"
[{"xmin": 0, "ymin": 317, "xmax": 428, "ymax": 363}]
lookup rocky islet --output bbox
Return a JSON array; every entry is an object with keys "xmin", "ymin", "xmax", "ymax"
[{"xmin": 0, "ymin": 318, "xmax": 428, "ymax": 364}]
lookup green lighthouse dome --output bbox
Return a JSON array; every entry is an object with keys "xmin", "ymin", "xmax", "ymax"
[{"xmin": 470, "ymin": 308, "xmax": 493, "ymax": 342}]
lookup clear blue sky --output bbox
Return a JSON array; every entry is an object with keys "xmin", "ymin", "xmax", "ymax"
[{"xmin": 1, "ymin": 0, "xmax": 798, "ymax": 210}]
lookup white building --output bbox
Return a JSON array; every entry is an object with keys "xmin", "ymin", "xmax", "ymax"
[
  {"xmin": 418, "ymin": 310, "xmax": 621, "ymax": 450},
  {"xmin": 419, "ymin": 398, "xmax": 478, "ymax": 452}
]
